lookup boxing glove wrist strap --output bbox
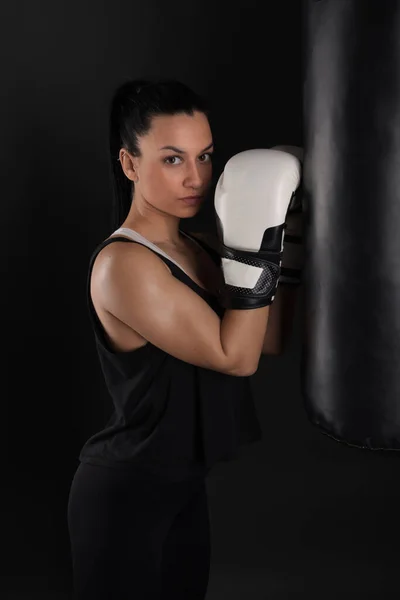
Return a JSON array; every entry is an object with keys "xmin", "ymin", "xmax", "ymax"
[{"xmin": 217, "ymin": 242, "xmax": 282, "ymax": 310}]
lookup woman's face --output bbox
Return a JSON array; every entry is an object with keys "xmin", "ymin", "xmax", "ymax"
[{"xmin": 132, "ymin": 111, "xmax": 214, "ymax": 215}]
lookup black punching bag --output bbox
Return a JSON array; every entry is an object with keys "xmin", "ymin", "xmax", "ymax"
[{"xmin": 302, "ymin": 0, "xmax": 400, "ymax": 449}]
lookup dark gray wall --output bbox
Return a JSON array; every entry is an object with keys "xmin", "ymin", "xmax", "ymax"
[{"xmin": 2, "ymin": 1, "xmax": 398, "ymax": 598}]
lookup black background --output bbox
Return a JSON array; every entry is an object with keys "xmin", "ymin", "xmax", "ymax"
[{"xmin": 1, "ymin": 0, "xmax": 399, "ymax": 597}]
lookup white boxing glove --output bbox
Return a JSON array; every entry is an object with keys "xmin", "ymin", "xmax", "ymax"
[
  {"xmin": 214, "ymin": 148, "xmax": 302, "ymax": 309},
  {"xmin": 272, "ymin": 145, "xmax": 304, "ymax": 285}
]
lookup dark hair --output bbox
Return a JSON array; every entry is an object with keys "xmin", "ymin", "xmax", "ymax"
[{"xmin": 108, "ymin": 79, "xmax": 210, "ymax": 230}]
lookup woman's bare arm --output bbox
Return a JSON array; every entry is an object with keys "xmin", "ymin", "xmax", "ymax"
[{"xmin": 91, "ymin": 242, "xmax": 270, "ymax": 376}]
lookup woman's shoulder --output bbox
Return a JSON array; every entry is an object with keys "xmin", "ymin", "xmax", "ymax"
[{"xmin": 91, "ymin": 233, "xmax": 161, "ymax": 277}]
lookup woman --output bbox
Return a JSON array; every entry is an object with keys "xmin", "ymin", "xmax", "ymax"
[{"xmin": 67, "ymin": 79, "xmax": 301, "ymax": 599}]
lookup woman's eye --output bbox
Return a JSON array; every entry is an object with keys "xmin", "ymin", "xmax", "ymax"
[
  {"xmin": 164, "ymin": 156, "xmax": 182, "ymax": 165},
  {"xmin": 163, "ymin": 152, "xmax": 214, "ymax": 165}
]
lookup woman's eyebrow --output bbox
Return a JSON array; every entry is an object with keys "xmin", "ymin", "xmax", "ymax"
[{"xmin": 158, "ymin": 142, "xmax": 214, "ymax": 154}]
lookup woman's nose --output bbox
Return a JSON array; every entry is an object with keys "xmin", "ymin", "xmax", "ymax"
[{"xmin": 184, "ymin": 162, "xmax": 203, "ymax": 188}]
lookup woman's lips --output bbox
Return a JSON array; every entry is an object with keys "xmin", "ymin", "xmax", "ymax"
[{"xmin": 181, "ymin": 196, "xmax": 204, "ymax": 205}]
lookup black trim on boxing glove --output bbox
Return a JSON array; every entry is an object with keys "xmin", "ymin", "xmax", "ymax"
[
  {"xmin": 217, "ymin": 242, "xmax": 283, "ymax": 310},
  {"xmin": 280, "ymin": 232, "xmax": 303, "ymax": 285},
  {"xmin": 280, "ymin": 184, "xmax": 304, "ymax": 285}
]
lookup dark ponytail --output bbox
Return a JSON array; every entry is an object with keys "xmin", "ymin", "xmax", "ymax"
[{"xmin": 108, "ymin": 78, "xmax": 210, "ymax": 231}]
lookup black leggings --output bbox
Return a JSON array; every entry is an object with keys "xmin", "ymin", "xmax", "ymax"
[{"xmin": 67, "ymin": 462, "xmax": 211, "ymax": 599}]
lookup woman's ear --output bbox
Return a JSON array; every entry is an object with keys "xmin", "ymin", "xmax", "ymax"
[{"xmin": 119, "ymin": 150, "xmax": 138, "ymax": 183}]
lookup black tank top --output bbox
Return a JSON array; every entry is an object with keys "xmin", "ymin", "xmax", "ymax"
[{"xmin": 78, "ymin": 228, "xmax": 262, "ymax": 480}]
